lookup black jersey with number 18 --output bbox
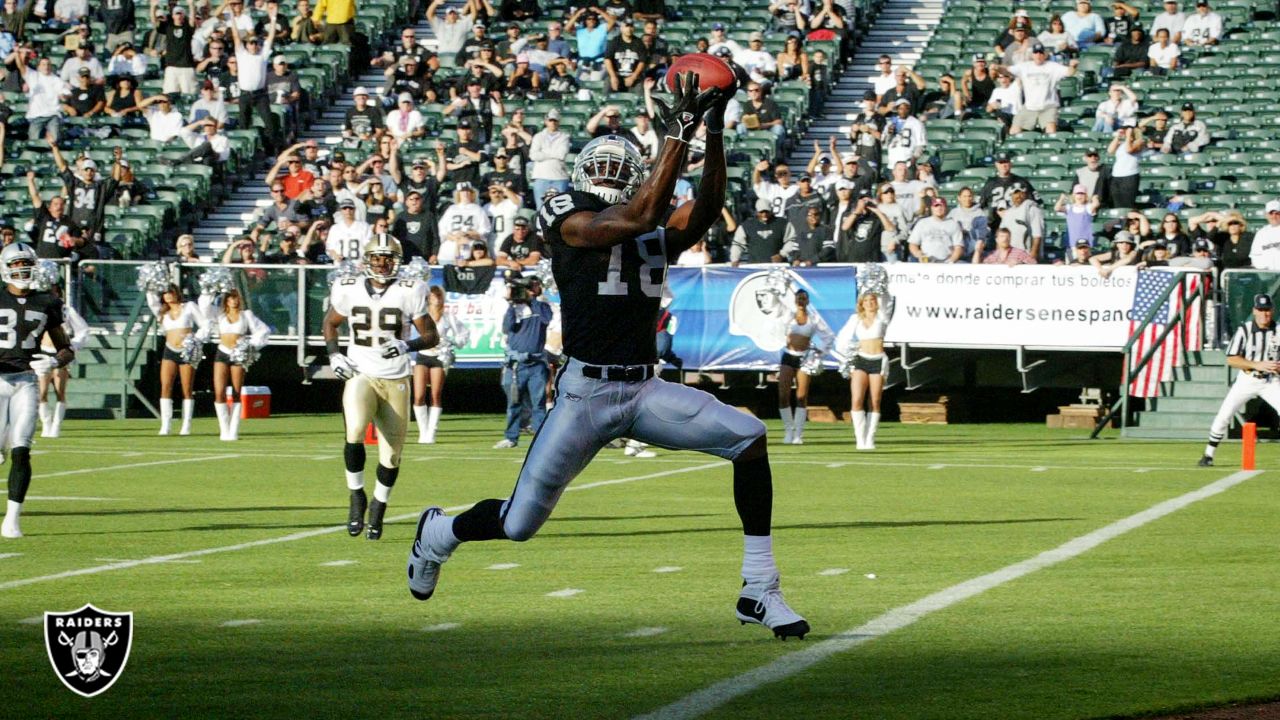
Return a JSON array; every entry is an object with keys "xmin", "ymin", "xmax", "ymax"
[
  {"xmin": 537, "ymin": 191, "xmax": 668, "ymax": 366},
  {"xmin": 0, "ymin": 289, "xmax": 64, "ymax": 373}
]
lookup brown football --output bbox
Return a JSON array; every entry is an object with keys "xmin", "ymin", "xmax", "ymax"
[{"xmin": 664, "ymin": 53, "xmax": 738, "ymax": 93}]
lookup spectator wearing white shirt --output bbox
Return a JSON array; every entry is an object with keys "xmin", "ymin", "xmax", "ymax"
[
  {"xmin": 1180, "ymin": 0, "xmax": 1221, "ymax": 46},
  {"xmin": 106, "ymin": 42, "xmax": 149, "ymax": 79},
  {"xmin": 752, "ymin": 160, "xmax": 801, "ymax": 216},
  {"xmin": 1149, "ymin": 0, "xmax": 1186, "ymax": 44},
  {"xmin": 705, "ymin": 23, "xmax": 743, "ymax": 59},
  {"xmin": 428, "ymin": 0, "xmax": 475, "ymax": 65},
  {"xmin": 325, "ymin": 197, "xmax": 371, "ymax": 262},
  {"xmin": 869, "ymin": 54, "xmax": 896, "ymax": 100},
  {"xmin": 986, "ymin": 70, "xmax": 1023, "ymax": 129},
  {"xmin": 187, "ymin": 80, "xmax": 229, "ymax": 127},
  {"xmin": 528, "ymin": 109, "xmax": 570, "ymax": 208},
  {"xmin": 1093, "ymin": 83, "xmax": 1138, "ymax": 132},
  {"xmin": 230, "ymin": 12, "xmax": 279, "ymax": 154},
  {"xmin": 735, "ymin": 31, "xmax": 778, "ymax": 85},
  {"xmin": 1147, "ymin": 27, "xmax": 1181, "ymax": 74},
  {"xmin": 137, "ymin": 93, "xmax": 186, "ymax": 142},
  {"xmin": 483, "ymin": 184, "xmax": 521, "ymax": 252},
  {"xmin": 1008, "ymin": 47, "xmax": 1079, "ymax": 135},
  {"xmin": 1062, "ymin": 0, "xmax": 1106, "ymax": 47},
  {"xmin": 908, "ymin": 197, "xmax": 965, "ymax": 263},
  {"xmin": 60, "ymin": 43, "xmax": 103, "ymax": 85},
  {"xmin": 1162, "ymin": 102, "xmax": 1210, "ymax": 155},
  {"xmin": 1249, "ymin": 200, "xmax": 1280, "ymax": 269},
  {"xmin": 162, "ymin": 117, "xmax": 231, "ymax": 172},
  {"xmin": 997, "ymin": 183, "xmax": 1046, "ymax": 258},
  {"xmin": 384, "ymin": 92, "xmax": 426, "ymax": 140},
  {"xmin": 883, "ymin": 99, "xmax": 927, "ymax": 168},
  {"xmin": 52, "ymin": 0, "xmax": 87, "ymax": 23},
  {"xmin": 437, "ymin": 183, "xmax": 492, "ymax": 260},
  {"xmin": 24, "ymin": 57, "xmax": 69, "ymax": 141}
]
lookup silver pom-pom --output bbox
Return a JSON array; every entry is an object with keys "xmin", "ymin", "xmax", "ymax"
[
  {"xmin": 438, "ymin": 343, "xmax": 456, "ymax": 372},
  {"xmin": 398, "ymin": 257, "xmax": 431, "ymax": 282},
  {"xmin": 857, "ymin": 263, "xmax": 890, "ymax": 297},
  {"xmin": 198, "ymin": 266, "xmax": 236, "ymax": 296},
  {"xmin": 532, "ymin": 258, "xmax": 557, "ymax": 295},
  {"xmin": 327, "ymin": 260, "xmax": 363, "ymax": 285},
  {"xmin": 228, "ymin": 338, "xmax": 259, "ymax": 368},
  {"xmin": 179, "ymin": 333, "xmax": 204, "ymax": 366},
  {"xmin": 800, "ymin": 348, "xmax": 824, "ymax": 377},
  {"xmin": 838, "ymin": 355, "xmax": 855, "ymax": 380},
  {"xmin": 136, "ymin": 261, "xmax": 172, "ymax": 294},
  {"xmin": 30, "ymin": 260, "xmax": 59, "ymax": 292}
]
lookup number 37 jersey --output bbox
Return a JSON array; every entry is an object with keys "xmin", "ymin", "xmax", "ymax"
[
  {"xmin": 330, "ymin": 278, "xmax": 429, "ymax": 379},
  {"xmin": 538, "ymin": 191, "xmax": 668, "ymax": 366},
  {"xmin": 0, "ymin": 289, "xmax": 63, "ymax": 373}
]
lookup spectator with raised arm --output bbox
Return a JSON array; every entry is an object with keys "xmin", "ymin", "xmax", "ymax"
[
  {"xmin": 310, "ymin": 0, "xmax": 353, "ymax": 44},
  {"xmin": 152, "ymin": 0, "xmax": 197, "ymax": 96},
  {"xmin": 428, "ymin": 0, "xmax": 475, "ymax": 66},
  {"xmin": 229, "ymin": 9, "xmax": 279, "ymax": 155}
]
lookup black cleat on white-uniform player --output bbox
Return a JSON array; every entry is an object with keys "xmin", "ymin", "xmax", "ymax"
[
  {"xmin": 347, "ymin": 489, "xmax": 367, "ymax": 537},
  {"xmin": 366, "ymin": 499, "xmax": 387, "ymax": 540},
  {"xmin": 736, "ymin": 577, "xmax": 811, "ymax": 640}
]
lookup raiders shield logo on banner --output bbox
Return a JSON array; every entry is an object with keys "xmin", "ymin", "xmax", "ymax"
[{"xmin": 44, "ymin": 604, "xmax": 133, "ymax": 698}]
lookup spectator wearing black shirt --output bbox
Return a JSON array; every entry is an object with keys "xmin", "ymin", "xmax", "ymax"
[
  {"xmin": 604, "ymin": 18, "xmax": 647, "ymax": 93},
  {"xmin": 390, "ymin": 138, "xmax": 447, "ymax": 212},
  {"xmin": 391, "ymin": 189, "xmax": 438, "ymax": 262},
  {"xmin": 384, "ymin": 55, "xmax": 427, "ymax": 104},
  {"xmin": 444, "ymin": 118, "xmax": 487, "ymax": 187},
  {"xmin": 830, "ymin": 193, "xmax": 886, "ymax": 263},
  {"xmin": 343, "ymin": 86, "xmax": 384, "ymax": 143},
  {"xmin": 26, "ymin": 170, "xmax": 84, "ymax": 259},
  {"xmin": 458, "ymin": 21, "xmax": 491, "ymax": 66},
  {"xmin": 376, "ymin": 27, "xmax": 429, "ymax": 70},
  {"xmin": 97, "ymin": 0, "xmax": 136, "ymax": 51},
  {"xmin": 444, "ymin": 77, "xmax": 504, "ymax": 142},
  {"xmin": 197, "ymin": 38, "xmax": 232, "ymax": 89},
  {"xmin": 499, "ymin": 0, "xmax": 538, "ymax": 22},
  {"xmin": 1103, "ymin": 1, "xmax": 1139, "ymax": 44},
  {"xmin": 62, "ymin": 67, "xmax": 105, "ymax": 120},
  {"xmin": 980, "ymin": 152, "xmax": 1038, "ymax": 220},
  {"xmin": 267, "ymin": 54, "xmax": 302, "ymax": 144},
  {"xmin": 586, "ymin": 104, "xmax": 626, "ymax": 138},
  {"xmin": 741, "ymin": 82, "xmax": 786, "ymax": 152},
  {"xmin": 783, "ymin": 176, "xmax": 828, "ymax": 234},
  {"xmin": 155, "ymin": 0, "xmax": 197, "ymax": 95},
  {"xmin": 51, "ymin": 142, "xmax": 117, "ymax": 244},
  {"xmin": 506, "ymin": 53, "xmax": 539, "ymax": 98},
  {"xmin": 260, "ymin": 226, "xmax": 308, "ymax": 263},
  {"xmin": 255, "ymin": 0, "xmax": 290, "ymax": 44},
  {"xmin": 1111, "ymin": 26, "xmax": 1149, "ymax": 79},
  {"xmin": 601, "ymin": 0, "xmax": 632, "ymax": 20},
  {"xmin": 542, "ymin": 59, "xmax": 578, "ymax": 99},
  {"xmin": 877, "ymin": 66, "xmax": 925, "ymax": 116},
  {"xmin": 497, "ymin": 217, "xmax": 543, "ymax": 269},
  {"xmin": 961, "ymin": 55, "xmax": 995, "ymax": 116},
  {"xmin": 480, "ymin": 147, "xmax": 527, "ymax": 201},
  {"xmin": 784, "ymin": 206, "xmax": 830, "ymax": 266}
]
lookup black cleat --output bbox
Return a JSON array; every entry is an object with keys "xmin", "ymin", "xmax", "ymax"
[
  {"xmin": 736, "ymin": 577, "xmax": 810, "ymax": 640},
  {"xmin": 347, "ymin": 489, "xmax": 367, "ymax": 537},
  {"xmin": 366, "ymin": 499, "xmax": 387, "ymax": 540},
  {"xmin": 1198, "ymin": 455, "xmax": 1214, "ymax": 467}
]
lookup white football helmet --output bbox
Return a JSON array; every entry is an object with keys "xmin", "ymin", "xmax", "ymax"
[
  {"xmin": 1, "ymin": 242, "xmax": 37, "ymax": 289},
  {"xmin": 363, "ymin": 234, "xmax": 403, "ymax": 282},
  {"xmin": 571, "ymin": 135, "xmax": 647, "ymax": 205}
]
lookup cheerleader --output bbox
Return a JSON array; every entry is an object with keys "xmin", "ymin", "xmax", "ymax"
[
  {"xmin": 777, "ymin": 289, "xmax": 834, "ymax": 445},
  {"xmin": 210, "ymin": 289, "xmax": 271, "ymax": 441},
  {"xmin": 36, "ymin": 283, "xmax": 89, "ymax": 438},
  {"xmin": 147, "ymin": 284, "xmax": 210, "ymax": 435},
  {"xmin": 836, "ymin": 291, "xmax": 894, "ymax": 450},
  {"xmin": 413, "ymin": 285, "xmax": 469, "ymax": 444}
]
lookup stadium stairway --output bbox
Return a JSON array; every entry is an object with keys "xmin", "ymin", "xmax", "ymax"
[
  {"xmin": 1125, "ymin": 349, "xmax": 1228, "ymax": 439},
  {"xmin": 786, "ymin": 0, "xmax": 944, "ymax": 162}
]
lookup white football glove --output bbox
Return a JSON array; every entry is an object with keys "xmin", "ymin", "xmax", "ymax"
[
  {"xmin": 329, "ymin": 352, "xmax": 358, "ymax": 380},
  {"xmin": 29, "ymin": 353, "xmax": 57, "ymax": 376},
  {"xmin": 380, "ymin": 339, "xmax": 410, "ymax": 359}
]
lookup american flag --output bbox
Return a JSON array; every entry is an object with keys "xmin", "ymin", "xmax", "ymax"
[{"xmin": 1127, "ymin": 270, "xmax": 1204, "ymax": 397}]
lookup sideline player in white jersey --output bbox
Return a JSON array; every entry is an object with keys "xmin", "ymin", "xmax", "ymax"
[
  {"xmin": 0, "ymin": 243, "xmax": 75, "ymax": 538},
  {"xmin": 406, "ymin": 71, "xmax": 811, "ymax": 640},
  {"xmin": 323, "ymin": 235, "xmax": 437, "ymax": 540},
  {"xmin": 36, "ymin": 280, "xmax": 88, "ymax": 438}
]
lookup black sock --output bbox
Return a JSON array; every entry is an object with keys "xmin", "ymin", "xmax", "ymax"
[
  {"xmin": 452, "ymin": 498, "xmax": 509, "ymax": 542},
  {"xmin": 7, "ymin": 448, "xmax": 31, "ymax": 503},
  {"xmin": 375, "ymin": 465, "xmax": 399, "ymax": 488},
  {"xmin": 733, "ymin": 454, "xmax": 773, "ymax": 537},
  {"xmin": 343, "ymin": 442, "xmax": 366, "ymax": 474}
]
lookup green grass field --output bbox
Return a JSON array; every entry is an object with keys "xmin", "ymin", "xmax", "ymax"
[{"xmin": 2, "ymin": 414, "xmax": 1278, "ymax": 719}]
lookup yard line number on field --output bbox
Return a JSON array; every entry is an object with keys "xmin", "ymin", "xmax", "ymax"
[{"xmin": 634, "ymin": 470, "xmax": 1263, "ymax": 720}]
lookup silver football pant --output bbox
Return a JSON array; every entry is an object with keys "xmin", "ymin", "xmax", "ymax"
[
  {"xmin": 0, "ymin": 371, "xmax": 39, "ymax": 449},
  {"xmin": 500, "ymin": 358, "xmax": 766, "ymax": 541}
]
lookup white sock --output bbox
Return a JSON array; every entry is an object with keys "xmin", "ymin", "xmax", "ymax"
[
  {"xmin": 180, "ymin": 399, "xmax": 194, "ymax": 433},
  {"xmin": 346, "ymin": 470, "xmax": 364, "ymax": 491},
  {"xmin": 793, "ymin": 407, "xmax": 807, "ymax": 439},
  {"xmin": 866, "ymin": 412, "xmax": 881, "ymax": 447},
  {"xmin": 779, "ymin": 406, "xmax": 793, "ymax": 431},
  {"xmin": 852, "ymin": 411, "xmax": 866, "ymax": 447},
  {"xmin": 52, "ymin": 402, "xmax": 64, "ymax": 434},
  {"xmin": 427, "ymin": 406, "xmax": 442, "ymax": 433},
  {"xmin": 373, "ymin": 481, "xmax": 393, "ymax": 503},
  {"xmin": 4, "ymin": 499, "xmax": 20, "ymax": 521},
  {"xmin": 228, "ymin": 403, "xmax": 242, "ymax": 439},
  {"xmin": 215, "ymin": 403, "xmax": 229, "ymax": 436},
  {"xmin": 38, "ymin": 402, "xmax": 49, "ymax": 427},
  {"xmin": 159, "ymin": 398, "xmax": 174, "ymax": 433},
  {"xmin": 414, "ymin": 404, "xmax": 429, "ymax": 434},
  {"xmin": 1204, "ymin": 444, "xmax": 1217, "ymax": 459},
  {"xmin": 742, "ymin": 534, "xmax": 780, "ymax": 584}
]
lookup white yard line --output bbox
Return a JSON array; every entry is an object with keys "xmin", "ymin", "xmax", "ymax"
[
  {"xmin": 546, "ymin": 588, "xmax": 584, "ymax": 598},
  {"xmin": 633, "ymin": 470, "xmax": 1262, "ymax": 720},
  {"xmin": 38, "ymin": 455, "xmax": 241, "ymax": 479},
  {"xmin": 0, "ymin": 461, "xmax": 723, "ymax": 592},
  {"xmin": 26, "ymin": 496, "xmax": 124, "ymax": 502}
]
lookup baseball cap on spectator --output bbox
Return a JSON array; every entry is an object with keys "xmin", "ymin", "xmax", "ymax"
[
  {"xmin": 1075, "ymin": 238, "xmax": 1092, "ymax": 247},
  {"xmin": 516, "ymin": 52, "xmax": 530, "ymax": 63},
  {"xmin": 512, "ymin": 217, "xmax": 530, "ymax": 227},
  {"xmin": 78, "ymin": 67, "xmax": 90, "ymax": 76},
  {"xmin": 445, "ymin": 6, "xmax": 457, "ymax": 13},
  {"xmin": 1072, "ymin": 184, "xmax": 1088, "ymax": 195},
  {"xmin": 354, "ymin": 86, "xmax": 369, "ymax": 97},
  {"xmin": 172, "ymin": 5, "xmax": 185, "ymax": 14},
  {"xmin": 405, "ymin": 188, "xmax": 423, "ymax": 198},
  {"xmin": 332, "ymin": 150, "xmax": 346, "ymax": 162},
  {"xmin": 817, "ymin": 154, "xmax": 833, "ymax": 165},
  {"xmin": 273, "ymin": 55, "xmax": 287, "ymax": 65},
  {"xmin": 118, "ymin": 159, "xmax": 129, "ymax": 168},
  {"xmin": 338, "ymin": 198, "xmax": 356, "ymax": 209},
  {"xmin": 973, "ymin": 53, "xmax": 987, "ymax": 62},
  {"xmin": 798, "ymin": 174, "xmax": 812, "ymax": 182},
  {"xmin": 1031, "ymin": 43, "xmax": 1046, "ymax": 53},
  {"xmin": 994, "ymin": 152, "xmax": 1011, "ymax": 163},
  {"xmin": 1255, "ymin": 293, "xmax": 1274, "ymax": 310},
  {"xmin": 1153, "ymin": 239, "xmax": 1168, "ymax": 249},
  {"xmin": 892, "ymin": 98, "xmax": 910, "ymax": 107},
  {"xmin": 397, "ymin": 92, "xmax": 414, "ymax": 104},
  {"xmin": 82, "ymin": 159, "xmax": 97, "ymax": 170},
  {"xmin": 1010, "ymin": 182, "xmax": 1027, "ymax": 194},
  {"xmin": 1193, "ymin": 238, "xmax": 1212, "ymax": 252},
  {"xmin": 494, "ymin": 148, "xmax": 509, "ymax": 158},
  {"xmin": 411, "ymin": 158, "xmax": 427, "ymax": 168},
  {"xmin": 546, "ymin": 109, "xmax": 561, "ymax": 120},
  {"xmin": 202, "ymin": 79, "xmax": 216, "ymax": 91},
  {"xmin": 620, "ymin": 17, "xmax": 634, "ymax": 26},
  {"xmin": 1015, "ymin": 8, "xmax": 1030, "ymax": 16},
  {"xmin": 1195, "ymin": 0, "xmax": 1208, "ymax": 6},
  {"xmin": 930, "ymin": 197, "xmax": 946, "ymax": 208},
  {"xmin": 474, "ymin": 20, "xmax": 485, "ymax": 28},
  {"xmin": 1182, "ymin": 102, "xmax": 1195, "ymax": 111},
  {"xmin": 458, "ymin": 117, "xmax": 475, "ymax": 129},
  {"xmin": 711, "ymin": 22, "xmax": 725, "ymax": 30},
  {"xmin": 1266, "ymin": 200, "xmax": 1280, "ymax": 214},
  {"xmin": 1085, "ymin": 148, "xmax": 1100, "ymax": 157},
  {"xmin": 1113, "ymin": 230, "xmax": 1136, "ymax": 245},
  {"xmin": 862, "ymin": 89, "xmax": 876, "ymax": 101},
  {"xmin": 841, "ymin": 153, "xmax": 858, "ymax": 164},
  {"xmin": 749, "ymin": 31, "xmax": 764, "ymax": 41},
  {"xmin": 755, "ymin": 198, "xmax": 772, "ymax": 213},
  {"xmin": 400, "ymin": 55, "xmax": 417, "ymax": 66}
]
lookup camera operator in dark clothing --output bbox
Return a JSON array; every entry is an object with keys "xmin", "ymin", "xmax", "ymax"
[{"xmin": 495, "ymin": 274, "xmax": 551, "ymax": 449}]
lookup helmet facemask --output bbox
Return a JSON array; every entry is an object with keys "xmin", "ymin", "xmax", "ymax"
[
  {"xmin": 572, "ymin": 135, "xmax": 647, "ymax": 205},
  {"xmin": 1, "ymin": 243, "xmax": 37, "ymax": 289}
]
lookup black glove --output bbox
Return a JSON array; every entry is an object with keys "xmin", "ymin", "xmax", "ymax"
[{"xmin": 652, "ymin": 71, "xmax": 722, "ymax": 143}]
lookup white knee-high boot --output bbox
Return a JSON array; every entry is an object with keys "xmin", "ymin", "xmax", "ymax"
[
  {"xmin": 792, "ymin": 407, "xmax": 807, "ymax": 445},
  {"xmin": 50, "ymin": 402, "xmax": 65, "ymax": 438},
  {"xmin": 179, "ymin": 399, "xmax": 194, "ymax": 436},
  {"xmin": 426, "ymin": 406, "xmax": 442, "ymax": 444},
  {"xmin": 414, "ymin": 405, "xmax": 430, "ymax": 443},
  {"xmin": 38, "ymin": 403, "xmax": 50, "ymax": 437},
  {"xmin": 866, "ymin": 412, "xmax": 881, "ymax": 450},
  {"xmin": 228, "ymin": 403, "xmax": 242, "ymax": 440},
  {"xmin": 159, "ymin": 398, "xmax": 174, "ymax": 435},
  {"xmin": 215, "ymin": 403, "xmax": 230, "ymax": 440},
  {"xmin": 852, "ymin": 411, "xmax": 867, "ymax": 450},
  {"xmin": 779, "ymin": 407, "xmax": 794, "ymax": 444}
]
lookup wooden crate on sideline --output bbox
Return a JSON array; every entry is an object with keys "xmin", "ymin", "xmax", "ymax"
[
  {"xmin": 807, "ymin": 406, "xmax": 841, "ymax": 423},
  {"xmin": 1047, "ymin": 404, "xmax": 1103, "ymax": 429},
  {"xmin": 899, "ymin": 395, "xmax": 952, "ymax": 424}
]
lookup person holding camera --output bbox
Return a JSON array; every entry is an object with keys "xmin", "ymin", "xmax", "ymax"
[
  {"xmin": 494, "ymin": 274, "xmax": 550, "ymax": 449},
  {"xmin": 1108, "ymin": 117, "xmax": 1145, "ymax": 209}
]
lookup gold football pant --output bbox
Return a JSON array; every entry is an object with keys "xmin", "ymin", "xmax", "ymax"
[{"xmin": 343, "ymin": 374, "xmax": 410, "ymax": 468}]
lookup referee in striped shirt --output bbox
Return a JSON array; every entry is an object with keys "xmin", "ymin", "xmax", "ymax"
[{"xmin": 1200, "ymin": 293, "xmax": 1280, "ymax": 466}]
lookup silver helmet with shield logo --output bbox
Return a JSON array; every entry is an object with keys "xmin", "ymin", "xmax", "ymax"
[{"xmin": 571, "ymin": 135, "xmax": 647, "ymax": 205}]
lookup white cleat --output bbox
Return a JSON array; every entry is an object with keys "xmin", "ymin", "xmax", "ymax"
[
  {"xmin": 736, "ymin": 575, "xmax": 810, "ymax": 640},
  {"xmin": 1, "ymin": 521, "xmax": 21, "ymax": 539},
  {"xmin": 407, "ymin": 507, "xmax": 452, "ymax": 601},
  {"xmin": 782, "ymin": 430, "xmax": 793, "ymax": 444},
  {"xmin": 492, "ymin": 439, "xmax": 517, "ymax": 449}
]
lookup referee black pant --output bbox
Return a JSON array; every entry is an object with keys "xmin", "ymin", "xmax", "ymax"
[{"xmin": 239, "ymin": 88, "xmax": 279, "ymax": 156}]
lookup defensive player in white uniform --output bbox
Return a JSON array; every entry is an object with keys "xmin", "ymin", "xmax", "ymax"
[
  {"xmin": 407, "ymin": 71, "xmax": 811, "ymax": 640},
  {"xmin": 0, "ymin": 243, "xmax": 75, "ymax": 538},
  {"xmin": 323, "ymin": 235, "xmax": 438, "ymax": 540}
]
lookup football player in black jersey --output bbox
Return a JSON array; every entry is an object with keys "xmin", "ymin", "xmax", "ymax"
[
  {"xmin": 408, "ymin": 71, "xmax": 811, "ymax": 640},
  {"xmin": 0, "ymin": 243, "xmax": 74, "ymax": 538}
]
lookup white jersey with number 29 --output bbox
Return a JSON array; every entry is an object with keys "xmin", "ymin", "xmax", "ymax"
[{"xmin": 330, "ymin": 277, "xmax": 429, "ymax": 378}]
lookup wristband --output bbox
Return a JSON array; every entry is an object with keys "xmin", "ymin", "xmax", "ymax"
[{"xmin": 325, "ymin": 337, "xmax": 340, "ymax": 355}]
